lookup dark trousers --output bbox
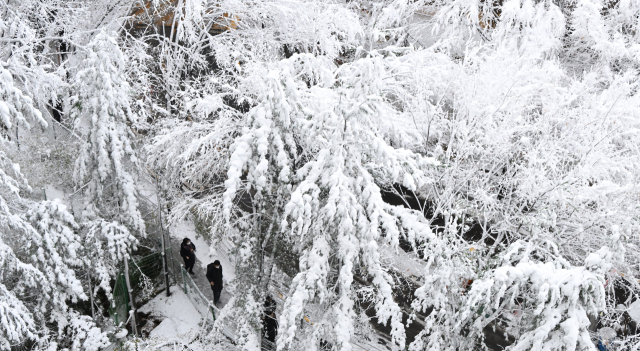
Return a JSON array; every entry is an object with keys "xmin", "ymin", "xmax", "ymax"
[
  {"xmin": 212, "ymin": 287, "xmax": 221, "ymax": 304},
  {"xmin": 183, "ymin": 256, "xmax": 195, "ymax": 271}
]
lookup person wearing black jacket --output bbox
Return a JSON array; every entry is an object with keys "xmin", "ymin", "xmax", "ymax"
[
  {"xmin": 263, "ymin": 296, "xmax": 278, "ymax": 347},
  {"xmin": 180, "ymin": 238, "xmax": 196, "ymax": 274},
  {"xmin": 206, "ymin": 260, "xmax": 223, "ymax": 305},
  {"xmin": 263, "ymin": 311, "xmax": 278, "ymax": 345}
]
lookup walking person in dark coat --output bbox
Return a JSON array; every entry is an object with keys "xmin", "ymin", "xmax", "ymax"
[
  {"xmin": 263, "ymin": 310, "xmax": 278, "ymax": 345},
  {"xmin": 180, "ymin": 238, "xmax": 196, "ymax": 274},
  {"xmin": 206, "ymin": 260, "xmax": 223, "ymax": 305},
  {"xmin": 262, "ymin": 295, "xmax": 278, "ymax": 348}
]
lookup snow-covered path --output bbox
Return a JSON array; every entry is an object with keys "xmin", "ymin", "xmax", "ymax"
[
  {"xmin": 168, "ymin": 221, "xmax": 235, "ymax": 308},
  {"xmin": 165, "ymin": 220, "xmax": 410, "ymax": 351},
  {"xmin": 139, "ymin": 289, "xmax": 202, "ymax": 340},
  {"xmin": 137, "ymin": 289, "xmax": 240, "ymax": 351}
]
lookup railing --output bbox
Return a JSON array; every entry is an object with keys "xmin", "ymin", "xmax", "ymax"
[
  {"xmin": 102, "ymin": 169, "xmax": 389, "ymax": 350},
  {"xmin": 50, "ymin": 118, "xmax": 82, "ymax": 142},
  {"xmin": 178, "ymin": 264, "xmax": 239, "ymax": 342},
  {"xmin": 109, "ymin": 250, "xmax": 171, "ymax": 328},
  {"xmin": 40, "ymin": 111, "xmax": 83, "ymax": 144},
  {"xmin": 173, "ymin": 249, "xmax": 388, "ymax": 351},
  {"xmin": 180, "ymin": 264, "xmax": 216, "ymax": 320}
]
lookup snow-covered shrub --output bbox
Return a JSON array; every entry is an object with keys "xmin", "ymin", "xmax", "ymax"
[
  {"xmin": 470, "ymin": 241, "xmax": 606, "ymax": 351},
  {"xmin": 83, "ymin": 219, "xmax": 138, "ymax": 299}
]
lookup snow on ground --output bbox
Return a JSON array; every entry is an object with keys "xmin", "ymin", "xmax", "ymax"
[
  {"xmin": 629, "ymin": 300, "xmax": 640, "ymax": 324},
  {"xmin": 138, "ymin": 289, "xmax": 202, "ymax": 340},
  {"xmin": 163, "ymin": 220, "xmax": 408, "ymax": 351},
  {"xmin": 133, "ymin": 221, "xmax": 242, "ymax": 351},
  {"xmin": 44, "ymin": 185, "xmax": 64, "ymax": 201},
  {"xmin": 169, "ymin": 220, "xmax": 236, "ymax": 282}
]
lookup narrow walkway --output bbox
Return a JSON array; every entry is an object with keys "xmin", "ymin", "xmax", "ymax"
[
  {"xmin": 166, "ymin": 220, "xmax": 390, "ymax": 351},
  {"xmin": 168, "ymin": 221, "xmax": 234, "ymax": 308}
]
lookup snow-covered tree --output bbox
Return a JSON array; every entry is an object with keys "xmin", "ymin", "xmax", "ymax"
[
  {"xmin": 146, "ymin": 0, "xmax": 640, "ymax": 347},
  {"xmin": 0, "ymin": 63, "xmax": 48, "ymax": 349},
  {"xmin": 0, "ymin": 62, "xmax": 108, "ymax": 350},
  {"xmin": 71, "ymin": 30, "xmax": 145, "ymax": 233},
  {"xmin": 393, "ymin": 0, "xmax": 640, "ymax": 348},
  {"xmin": 1, "ymin": 0, "xmax": 637, "ymax": 349},
  {"xmin": 24, "ymin": 201, "xmax": 110, "ymax": 351},
  {"xmin": 0, "ymin": 157, "xmax": 42, "ymax": 349},
  {"xmin": 267, "ymin": 54, "xmax": 437, "ymax": 351}
]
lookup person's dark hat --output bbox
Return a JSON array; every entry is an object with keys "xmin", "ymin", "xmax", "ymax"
[
  {"xmin": 213, "ymin": 260, "xmax": 220, "ymax": 266},
  {"xmin": 182, "ymin": 238, "xmax": 191, "ymax": 244}
]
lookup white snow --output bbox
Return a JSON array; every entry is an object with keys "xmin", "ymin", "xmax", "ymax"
[
  {"xmin": 379, "ymin": 244, "xmax": 426, "ymax": 282},
  {"xmin": 5, "ymin": 0, "xmax": 640, "ymax": 349},
  {"xmin": 628, "ymin": 300, "xmax": 640, "ymax": 324},
  {"xmin": 169, "ymin": 220, "xmax": 236, "ymax": 282},
  {"xmin": 598, "ymin": 327, "xmax": 616, "ymax": 340},
  {"xmin": 44, "ymin": 185, "xmax": 64, "ymax": 201},
  {"xmin": 138, "ymin": 288, "xmax": 202, "ymax": 340},
  {"xmin": 137, "ymin": 176, "xmax": 158, "ymax": 204},
  {"xmin": 114, "ymin": 329, "xmax": 128, "ymax": 339}
]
